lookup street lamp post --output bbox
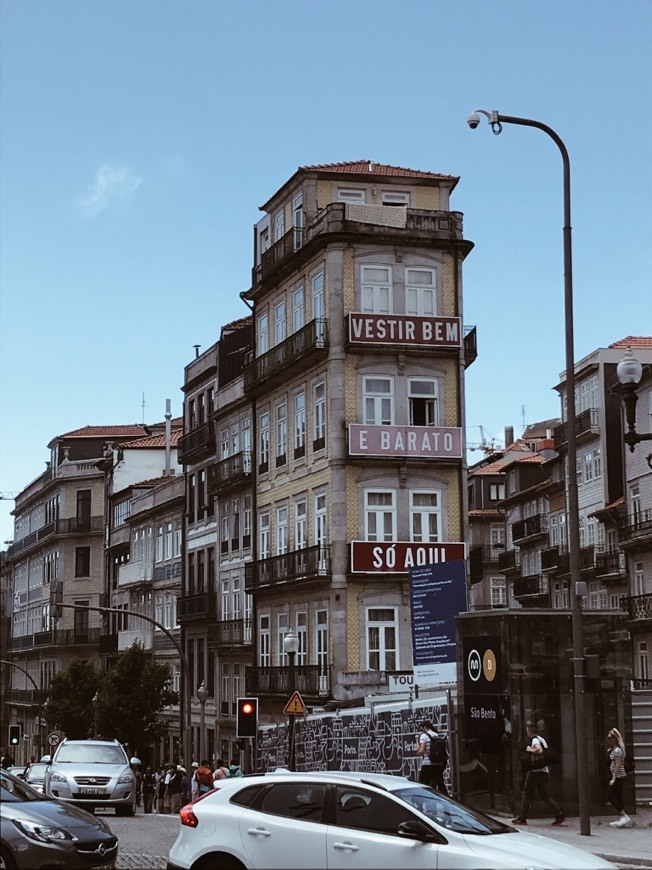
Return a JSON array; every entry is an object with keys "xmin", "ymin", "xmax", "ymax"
[
  {"xmin": 468, "ymin": 109, "xmax": 590, "ymax": 836},
  {"xmin": 283, "ymin": 628, "xmax": 299, "ymax": 771},
  {"xmin": 197, "ymin": 681, "xmax": 208, "ymax": 764},
  {"xmin": 616, "ymin": 348, "xmax": 652, "ymax": 467}
]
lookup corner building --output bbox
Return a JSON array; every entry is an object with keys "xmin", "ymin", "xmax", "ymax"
[{"xmin": 242, "ymin": 162, "xmax": 476, "ymax": 714}]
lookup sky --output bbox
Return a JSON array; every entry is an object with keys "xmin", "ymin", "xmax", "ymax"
[{"xmin": 1, "ymin": 0, "xmax": 650, "ymax": 545}]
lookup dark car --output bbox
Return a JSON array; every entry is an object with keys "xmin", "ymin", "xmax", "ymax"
[{"xmin": 0, "ymin": 767, "xmax": 118, "ymax": 870}]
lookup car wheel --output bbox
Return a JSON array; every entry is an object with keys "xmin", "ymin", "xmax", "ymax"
[
  {"xmin": 0, "ymin": 845, "xmax": 17, "ymax": 870},
  {"xmin": 115, "ymin": 803, "xmax": 136, "ymax": 817},
  {"xmin": 194, "ymin": 854, "xmax": 246, "ymax": 870}
]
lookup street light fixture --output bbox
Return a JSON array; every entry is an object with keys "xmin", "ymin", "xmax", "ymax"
[
  {"xmin": 197, "ymin": 681, "xmax": 209, "ymax": 764},
  {"xmin": 283, "ymin": 628, "xmax": 299, "ymax": 771},
  {"xmin": 468, "ymin": 108, "xmax": 590, "ymax": 836},
  {"xmin": 616, "ymin": 348, "xmax": 652, "ymax": 467}
]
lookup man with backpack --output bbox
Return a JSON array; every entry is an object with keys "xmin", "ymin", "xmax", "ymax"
[
  {"xmin": 512, "ymin": 723, "xmax": 567, "ymax": 826},
  {"xmin": 194, "ymin": 759, "xmax": 214, "ymax": 795},
  {"xmin": 417, "ymin": 719, "xmax": 449, "ymax": 795}
]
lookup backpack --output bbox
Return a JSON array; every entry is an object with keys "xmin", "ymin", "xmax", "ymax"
[
  {"xmin": 196, "ymin": 766, "xmax": 213, "ymax": 792},
  {"xmin": 529, "ymin": 737, "xmax": 559, "ymax": 770},
  {"xmin": 428, "ymin": 732, "xmax": 448, "ymax": 765},
  {"xmin": 624, "ymin": 755, "xmax": 635, "ymax": 774},
  {"xmin": 227, "ymin": 764, "xmax": 242, "ymax": 778}
]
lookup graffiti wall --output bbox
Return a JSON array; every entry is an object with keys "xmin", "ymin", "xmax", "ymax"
[{"xmin": 256, "ymin": 697, "xmax": 449, "ymax": 786}]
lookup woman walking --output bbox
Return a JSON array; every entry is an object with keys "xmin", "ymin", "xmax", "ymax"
[{"xmin": 607, "ymin": 728, "xmax": 630, "ymax": 827}]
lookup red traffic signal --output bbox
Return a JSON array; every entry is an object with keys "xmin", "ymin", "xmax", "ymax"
[{"xmin": 236, "ymin": 697, "xmax": 258, "ymax": 738}]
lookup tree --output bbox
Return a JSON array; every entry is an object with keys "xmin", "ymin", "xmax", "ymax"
[
  {"xmin": 93, "ymin": 642, "xmax": 178, "ymax": 755},
  {"xmin": 44, "ymin": 658, "xmax": 101, "ymax": 738}
]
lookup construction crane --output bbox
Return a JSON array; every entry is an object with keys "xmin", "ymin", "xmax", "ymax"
[{"xmin": 467, "ymin": 425, "xmax": 499, "ymax": 456}]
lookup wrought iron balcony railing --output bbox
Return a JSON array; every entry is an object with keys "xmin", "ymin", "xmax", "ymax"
[
  {"xmin": 498, "ymin": 549, "xmax": 521, "ymax": 573},
  {"xmin": 245, "ymin": 544, "xmax": 330, "ymax": 592},
  {"xmin": 622, "ymin": 593, "xmax": 652, "ymax": 623},
  {"xmin": 177, "ymin": 592, "xmax": 217, "ymax": 622},
  {"xmin": 7, "ymin": 516, "xmax": 104, "ymax": 558},
  {"xmin": 594, "ymin": 549, "xmax": 626, "ymax": 582},
  {"xmin": 619, "ymin": 510, "xmax": 652, "ymax": 545},
  {"xmin": 244, "ymin": 319, "xmax": 328, "ymax": 396},
  {"xmin": 511, "ymin": 514, "xmax": 548, "ymax": 543},
  {"xmin": 245, "ymin": 664, "xmax": 328, "ymax": 697},
  {"xmin": 513, "ymin": 573, "xmax": 548, "ymax": 599},
  {"xmin": 553, "ymin": 408, "xmax": 599, "ymax": 448},
  {"xmin": 541, "ymin": 546, "xmax": 560, "ymax": 571},
  {"xmin": 208, "ymin": 618, "xmax": 253, "ymax": 648},
  {"xmin": 207, "ymin": 451, "xmax": 252, "ymax": 495},
  {"xmin": 177, "ymin": 422, "xmax": 216, "ymax": 464}
]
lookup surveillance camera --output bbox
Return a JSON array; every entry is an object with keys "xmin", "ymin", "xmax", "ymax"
[{"xmin": 467, "ymin": 112, "xmax": 481, "ymax": 130}]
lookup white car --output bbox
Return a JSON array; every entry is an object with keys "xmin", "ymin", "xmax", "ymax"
[{"xmin": 167, "ymin": 770, "xmax": 615, "ymax": 870}]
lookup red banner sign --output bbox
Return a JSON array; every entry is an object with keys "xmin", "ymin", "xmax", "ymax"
[
  {"xmin": 348, "ymin": 424, "xmax": 462, "ymax": 458},
  {"xmin": 350, "ymin": 541, "xmax": 466, "ymax": 573},
  {"xmin": 348, "ymin": 314, "xmax": 461, "ymax": 347}
]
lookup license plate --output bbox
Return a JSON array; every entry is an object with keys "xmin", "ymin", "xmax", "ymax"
[{"xmin": 79, "ymin": 787, "xmax": 106, "ymax": 795}]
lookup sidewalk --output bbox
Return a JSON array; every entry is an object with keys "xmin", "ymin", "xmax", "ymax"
[{"xmin": 492, "ymin": 806, "xmax": 652, "ymax": 868}]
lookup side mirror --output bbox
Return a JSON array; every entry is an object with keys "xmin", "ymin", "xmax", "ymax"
[{"xmin": 397, "ymin": 820, "xmax": 440, "ymax": 842}]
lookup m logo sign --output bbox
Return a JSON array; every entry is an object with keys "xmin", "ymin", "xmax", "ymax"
[{"xmin": 463, "ymin": 637, "xmax": 502, "ymax": 694}]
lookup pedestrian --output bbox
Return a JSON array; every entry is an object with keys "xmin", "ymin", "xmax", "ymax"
[
  {"xmin": 142, "ymin": 767, "xmax": 156, "ymax": 814},
  {"xmin": 607, "ymin": 727, "xmax": 631, "ymax": 828},
  {"xmin": 194, "ymin": 759, "xmax": 214, "ymax": 795},
  {"xmin": 212, "ymin": 757, "xmax": 229, "ymax": 784},
  {"xmin": 181, "ymin": 766, "xmax": 193, "ymax": 806},
  {"xmin": 227, "ymin": 758, "xmax": 243, "ymax": 778},
  {"xmin": 168, "ymin": 765, "xmax": 185, "ymax": 813},
  {"xmin": 190, "ymin": 761, "xmax": 200, "ymax": 800},
  {"xmin": 130, "ymin": 758, "xmax": 142, "ymax": 808},
  {"xmin": 512, "ymin": 723, "xmax": 566, "ymax": 827},
  {"xmin": 416, "ymin": 719, "xmax": 449, "ymax": 795},
  {"xmin": 161, "ymin": 763, "xmax": 174, "ymax": 814}
]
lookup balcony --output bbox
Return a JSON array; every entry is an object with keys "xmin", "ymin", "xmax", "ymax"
[
  {"xmin": 464, "ymin": 326, "xmax": 478, "ymax": 369},
  {"xmin": 58, "ymin": 628, "xmax": 101, "ymax": 646},
  {"xmin": 177, "ymin": 592, "xmax": 217, "ymax": 623},
  {"xmin": 7, "ymin": 629, "xmax": 99, "ymax": 651},
  {"xmin": 556, "ymin": 545, "xmax": 596, "ymax": 575},
  {"xmin": 118, "ymin": 560, "xmax": 153, "ymax": 588},
  {"xmin": 244, "ymin": 319, "xmax": 328, "ymax": 397},
  {"xmin": 207, "ymin": 618, "xmax": 253, "ymax": 649},
  {"xmin": 513, "ymin": 573, "xmax": 549, "ymax": 605},
  {"xmin": 512, "ymin": 514, "xmax": 548, "ymax": 543},
  {"xmin": 498, "ymin": 549, "xmax": 521, "ymax": 574},
  {"xmin": 245, "ymin": 545, "xmax": 330, "ymax": 592},
  {"xmin": 118, "ymin": 626, "xmax": 153, "ymax": 650},
  {"xmin": 622, "ymin": 593, "xmax": 652, "ymax": 626},
  {"xmin": 619, "ymin": 509, "xmax": 652, "ymax": 547},
  {"xmin": 207, "ymin": 451, "xmax": 252, "ymax": 496},
  {"xmin": 469, "ymin": 545, "xmax": 503, "ymax": 584},
  {"xmin": 6, "ymin": 688, "xmax": 49, "ymax": 705},
  {"xmin": 553, "ymin": 408, "xmax": 600, "ymax": 449},
  {"xmin": 7, "ymin": 516, "xmax": 103, "ymax": 558},
  {"xmin": 245, "ymin": 664, "xmax": 328, "ymax": 698},
  {"xmin": 541, "ymin": 546, "xmax": 560, "ymax": 572},
  {"xmin": 255, "ymin": 204, "xmax": 468, "ymax": 287},
  {"xmin": 177, "ymin": 422, "xmax": 215, "ymax": 464},
  {"xmin": 594, "ymin": 549, "xmax": 627, "ymax": 585},
  {"xmin": 154, "ymin": 560, "xmax": 182, "ymax": 583}
]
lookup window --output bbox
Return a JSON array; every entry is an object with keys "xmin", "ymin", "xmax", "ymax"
[
  {"xmin": 292, "ymin": 193, "xmax": 303, "ymax": 249},
  {"xmin": 583, "ymin": 452, "xmax": 593, "ymax": 483},
  {"xmin": 312, "ymin": 271, "xmax": 325, "ymax": 340},
  {"xmin": 337, "ymin": 188, "xmax": 365, "ymax": 203},
  {"xmin": 197, "ymin": 392, "xmax": 206, "ymax": 426},
  {"xmin": 315, "ymin": 492, "xmax": 328, "ymax": 570},
  {"xmin": 361, "ymin": 266, "xmax": 391, "ymax": 314},
  {"xmin": 258, "ymin": 616, "xmax": 271, "ymax": 668},
  {"xmin": 274, "ymin": 298, "xmax": 286, "ymax": 345},
  {"xmin": 275, "ymin": 401, "xmax": 287, "ymax": 467},
  {"xmin": 232, "ymin": 499, "xmax": 240, "ymax": 550},
  {"xmin": 76, "ymin": 489, "xmax": 91, "ymax": 526},
  {"xmin": 165, "ymin": 522, "xmax": 173, "ymax": 560},
  {"xmin": 221, "ymin": 503, "xmax": 229, "ymax": 556},
  {"xmin": 259, "ymin": 511, "xmax": 270, "ymax": 559},
  {"xmin": 188, "ymin": 474, "xmax": 196, "ymax": 523},
  {"xmin": 276, "ymin": 506, "xmax": 288, "ymax": 555},
  {"xmin": 297, "ymin": 611, "xmax": 308, "ymax": 665},
  {"xmin": 410, "ymin": 491, "xmax": 441, "ymax": 542},
  {"xmin": 365, "ymin": 490, "xmax": 395, "ymax": 542},
  {"xmin": 489, "ymin": 524, "xmax": 504, "ymax": 559},
  {"xmin": 44, "ymin": 550, "xmax": 59, "ymax": 585},
  {"xmin": 294, "ymin": 390, "xmax": 306, "ymax": 458},
  {"xmin": 406, "ymin": 268, "xmax": 436, "ymax": 317},
  {"xmin": 258, "ymin": 313, "xmax": 269, "ymax": 355},
  {"xmin": 316, "ymin": 609, "xmax": 329, "ymax": 693},
  {"xmin": 637, "ymin": 641, "xmax": 649, "ymax": 683},
  {"xmin": 295, "ymin": 498, "xmax": 307, "ymax": 550},
  {"xmin": 274, "ymin": 209, "xmax": 285, "ymax": 242},
  {"xmin": 277, "ymin": 612, "xmax": 289, "ymax": 665},
  {"xmin": 313, "ymin": 380, "xmax": 326, "ymax": 450},
  {"xmin": 334, "ymin": 786, "xmax": 413, "ymax": 834},
  {"xmin": 243, "ymin": 496, "xmax": 252, "ymax": 549},
  {"xmin": 258, "ymin": 782, "xmax": 327, "ymax": 822},
  {"xmin": 382, "ymin": 191, "xmax": 410, "ymax": 206},
  {"xmin": 592, "ymin": 448, "xmax": 602, "ymax": 480},
  {"xmin": 293, "ymin": 285, "xmax": 305, "ymax": 331},
  {"xmin": 363, "ymin": 376, "xmax": 393, "ymax": 425},
  {"xmin": 259, "ymin": 411, "xmax": 270, "ymax": 473},
  {"xmin": 74, "ymin": 547, "xmax": 90, "ymax": 578},
  {"xmin": 367, "ymin": 607, "xmax": 397, "ymax": 671},
  {"xmin": 489, "ymin": 483, "xmax": 505, "ymax": 501},
  {"xmin": 490, "ymin": 577, "xmax": 506, "ymax": 607},
  {"xmin": 113, "ymin": 498, "xmax": 130, "ymax": 528},
  {"xmin": 408, "ymin": 378, "xmax": 438, "ymax": 426}
]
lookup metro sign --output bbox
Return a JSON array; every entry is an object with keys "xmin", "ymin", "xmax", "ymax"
[
  {"xmin": 348, "ymin": 313, "xmax": 461, "ymax": 348},
  {"xmin": 348, "ymin": 424, "xmax": 462, "ymax": 458},
  {"xmin": 350, "ymin": 541, "xmax": 466, "ymax": 573}
]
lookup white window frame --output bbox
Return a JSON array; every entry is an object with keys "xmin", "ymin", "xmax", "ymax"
[
  {"xmin": 295, "ymin": 497, "xmax": 307, "ymax": 550},
  {"xmin": 276, "ymin": 505, "xmax": 288, "ymax": 555},
  {"xmin": 259, "ymin": 511, "xmax": 270, "ymax": 559},
  {"xmin": 408, "ymin": 378, "xmax": 439, "ymax": 426},
  {"xmin": 361, "ymin": 265, "xmax": 391, "ymax": 314},
  {"xmin": 405, "ymin": 267, "xmax": 436, "ymax": 317},
  {"xmin": 275, "ymin": 400, "xmax": 287, "ymax": 464},
  {"xmin": 293, "ymin": 284, "xmax": 305, "ymax": 332},
  {"xmin": 259, "ymin": 411, "xmax": 270, "ymax": 470},
  {"xmin": 294, "ymin": 390, "xmax": 306, "ymax": 456},
  {"xmin": 382, "ymin": 190, "xmax": 410, "ymax": 206},
  {"xmin": 337, "ymin": 188, "xmax": 366, "ymax": 203},
  {"xmin": 313, "ymin": 379, "xmax": 326, "ymax": 447},
  {"xmin": 410, "ymin": 490, "xmax": 442, "ymax": 543},
  {"xmin": 274, "ymin": 209, "xmax": 285, "ymax": 241},
  {"xmin": 258, "ymin": 313, "xmax": 269, "ymax": 355},
  {"xmin": 363, "ymin": 376, "xmax": 394, "ymax": 425},
  {"xmin": 366, "ymin": 607, "xmax": 397, "ymax": 671},
  {"xmin": 259, "ymin": 615, "xmax": 270, "ymax": 667},
  {"xmin": 365, "ymin": 490, "xmax": 396, "ymax": 542}
]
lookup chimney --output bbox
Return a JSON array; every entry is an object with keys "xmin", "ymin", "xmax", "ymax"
[
  {"xmin": 164, "ymin": 399, "xmax": 172, "ymax": 475},
  {"xmin": 504, "ymin": 426, "xmax": 514, "ymax": 448}
]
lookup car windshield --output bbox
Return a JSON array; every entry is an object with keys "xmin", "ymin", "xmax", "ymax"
[
  {"xmin": 0, "ymin": 770, "xmax": 50, "ymax": 803},
  {"xmin": 395, "ymin": 786, "xmax": 513, "ymax": 835},
  {"xmin": 55, "ymin": 745, "xmax": 126, "ymax": 764}
]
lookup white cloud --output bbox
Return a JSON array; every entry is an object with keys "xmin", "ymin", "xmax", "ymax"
[{"xmin": 77, "ymin": 164, "xmax": 143, "ymax": 218}]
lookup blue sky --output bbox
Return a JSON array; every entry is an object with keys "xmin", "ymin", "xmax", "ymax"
[{"xmin": 1, "ymin": 0, "xmax": 650, "ymax": 544}]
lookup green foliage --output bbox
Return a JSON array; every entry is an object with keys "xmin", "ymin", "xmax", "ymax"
[
  {"xmin": 93, "ymin": 642, "xmax": 178, "ymax": 755},
  {"xmin": 44, "ymin": 658, "xmax": 101, "ymax": 738}
]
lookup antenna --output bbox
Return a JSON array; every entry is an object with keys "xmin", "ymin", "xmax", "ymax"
[
  {"xmin": 141, "ymin": 393, "xmax": 147, "ymax": 425},
  {"xmin": 521, "ymin": 405, "xmax": 526, "ymax": 435}
]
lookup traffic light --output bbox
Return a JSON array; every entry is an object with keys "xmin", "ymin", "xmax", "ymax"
[
  {"xmin": 9, "ymin": 724, "xmax": 22, "ymax": 746},
  {"xmin": 236, "ymin": 697, "xmax": 258, "ymax": 738}
]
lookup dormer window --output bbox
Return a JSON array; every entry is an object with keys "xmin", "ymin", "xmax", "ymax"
[
  {"xmin": 382, "ymin": 191, "xmax": 410, "ymax": 206},
  {"xmin": 337, "ymin": 188, "xmax": 366, "ymax": 203}
]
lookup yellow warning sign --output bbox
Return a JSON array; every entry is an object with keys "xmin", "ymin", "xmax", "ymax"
[{"xmin": 283, "ymin": 691, "xmax": 306, "ymax": 716}]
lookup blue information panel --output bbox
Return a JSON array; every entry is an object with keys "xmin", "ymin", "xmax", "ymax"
[{"xmin": 410, "ymin": 560, "xmax": 467, "ymax": 687}]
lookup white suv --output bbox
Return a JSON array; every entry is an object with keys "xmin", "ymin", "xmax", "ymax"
[
  {"xmin": 44, "ymin": 738, "xmax": 136, "ymax": 816},
  {"xmin": 167, "ymin": 770, "xmax": 615, "ymax": 870}
]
